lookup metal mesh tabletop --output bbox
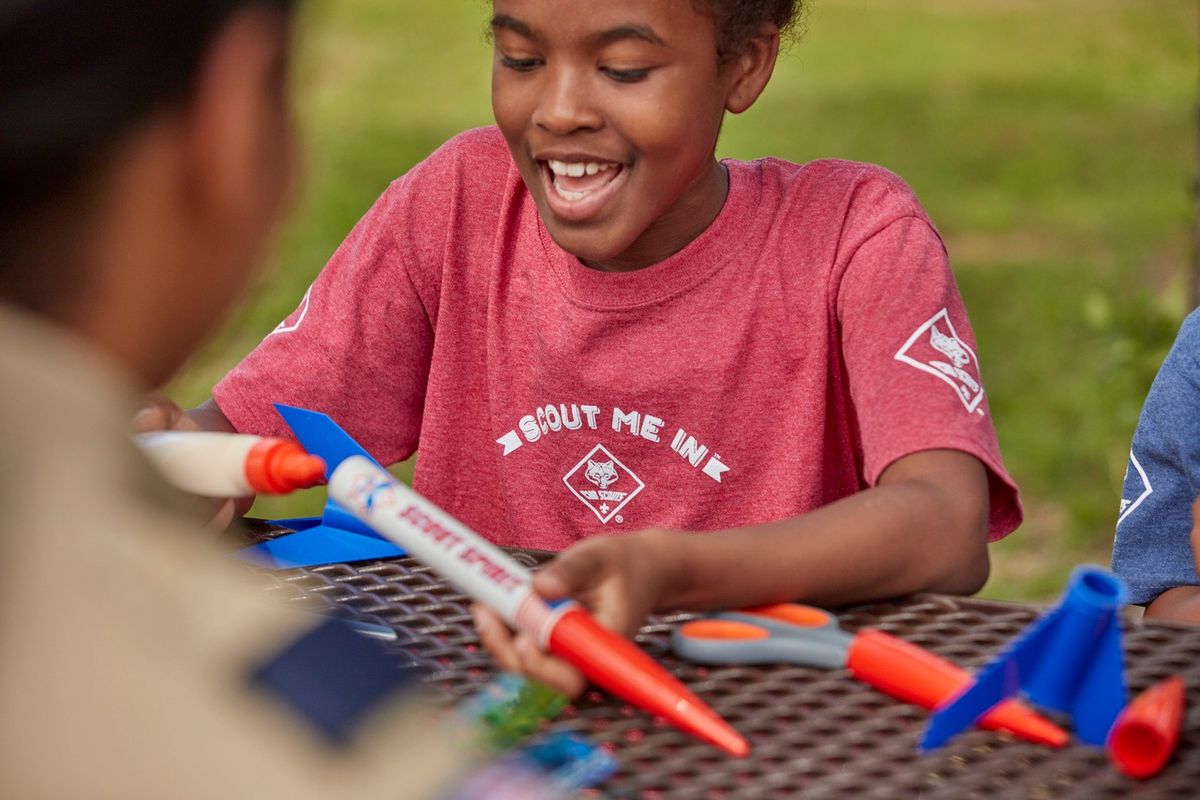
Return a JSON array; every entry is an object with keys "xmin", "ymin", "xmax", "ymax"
[{"xmin": 238, "ymin": 523, "xmax": 1200, "ymax": 798}]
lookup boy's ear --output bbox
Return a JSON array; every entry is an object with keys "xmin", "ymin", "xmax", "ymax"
[
  {"xmin": 179, "ymin": 6, "xmax": 294, "ymax": 235},
  {"xmin": 724, "ymin": 23, "xmax": 780, "ymax": 115}
]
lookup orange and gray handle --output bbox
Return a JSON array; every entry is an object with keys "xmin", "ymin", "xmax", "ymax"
[
  {"xmin": 673, "ymin": 604, "xmax": 852, "ymax": 669},
  {"xmin": 673, "ymin": 603, "xmax": 1067, "ymax": 748}
]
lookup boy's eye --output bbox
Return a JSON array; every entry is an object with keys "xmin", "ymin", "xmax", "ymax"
[
  {"xmin": 602, "ymin": 67, "xmax": 652, "ymax": 84},
  {"xmin": 500, "ymin": 54, "xmax": 541, "ymax": 72}
]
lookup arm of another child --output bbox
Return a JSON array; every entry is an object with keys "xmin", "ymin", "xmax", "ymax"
[
  {"xmin": 476, "ymin": 447, "xmax": 987, "ymax": 697},
  {"xmin": 1113, "ymin": 310, "xmax": 1200, "ymax": 622},
  {"xmin": 1144, "ymin": 498, "xmax": 1200, "ymax": 622}
]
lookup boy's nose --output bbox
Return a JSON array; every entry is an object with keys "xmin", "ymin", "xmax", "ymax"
[{"xmin": 532, "ymin": 69, "xmax": 602, "ymax": 135}]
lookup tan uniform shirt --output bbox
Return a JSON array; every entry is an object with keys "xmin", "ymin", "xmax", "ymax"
[{"xmin": 0, "ymin": 305, "xmax": 464, "ymax": 799}]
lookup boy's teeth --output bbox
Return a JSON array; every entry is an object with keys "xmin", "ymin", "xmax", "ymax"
[{"xmin": 547, "ymin": 159, "xmax": 615, "ymax": 177}]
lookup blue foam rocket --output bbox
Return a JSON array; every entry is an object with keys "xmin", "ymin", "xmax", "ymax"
[
  {"xmin": 922, "ymin": 566, "xmax": 1128, "ymax": 750},
  {"xmin": 235, "ymin": 404, "xmax": 407, "ymax": 569}
]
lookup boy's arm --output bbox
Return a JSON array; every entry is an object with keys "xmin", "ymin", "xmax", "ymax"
[
  {"xmin": 475, "ymin": 447, "xmax": 989, "ymax": 696},
  {"xmin": 653, "ymin": 448, "xmax": 989, "ymax": 611},
  {"xmin": 1144, "ymin": 498, "xmax": 1200, "ymax": 623},
  {"xmin": 1112, "ymin": 312, "xmax": 1200, "ymax": 614},
  {"xmin": 1145, "ymin": 587, "xmax": 1200, "ymax": 622}
]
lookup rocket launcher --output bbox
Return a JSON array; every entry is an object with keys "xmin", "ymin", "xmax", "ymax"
[{"xmin": 923, "ymin": 566, "xmax": 1128, "ymax": 751}]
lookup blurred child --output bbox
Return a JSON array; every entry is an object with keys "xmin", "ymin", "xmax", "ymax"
[
  {"xmin": 0, "ymin": 1, "xmax": 458, "ymax": 794},
  {"xmin": 150, "ymin": 0, "xmax": 1022, "ymax": 694},
  {"xmin": 1113, "ymin": 309, "xmax": 1200, "ymax": 622}
]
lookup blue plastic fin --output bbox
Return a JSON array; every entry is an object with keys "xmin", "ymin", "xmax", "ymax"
[
  {"xmin": 922, "ymin": 566, "xmax": 1128, "ymax": 751},
  {"xmin": 273, "ymin": 403, "xmax": 379, "ymax": 477},
  {"xmin": 1070, "ymin": 616, "xmax": 1127, "ymax": 745},
  {"xmin": 921, "ymin": 607, "xmax": 1059, "ymax": 750},
  {"xmin": 233, "ymin": 405, "xmax": 406, "ymax": 569},
  {"xmin": 236, "ymin": 520, "xmax": 404, "ymax": 568}
]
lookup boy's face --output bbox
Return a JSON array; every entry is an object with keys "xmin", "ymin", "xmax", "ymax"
[{"xmin": 490, "ymin": 0, "xmax": 737, "ymax": 271}]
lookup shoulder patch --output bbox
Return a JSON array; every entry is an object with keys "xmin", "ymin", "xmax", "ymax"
[
  {"xmin": 895, "ymin": 308, "xmax": 985, "ymax": 414},
  {"xmin": 267, "ymin": 285, "xmax": 312, "ymax": 337},
  {"xmin": 249, "ymin": 616, "xmax": 417, "ymax": 745},
  {"xmin": 1118, "ymin": 450, "xmax": 1153, "ymax": 526}
]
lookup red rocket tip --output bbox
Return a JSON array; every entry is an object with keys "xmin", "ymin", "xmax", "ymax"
[
  {"xmin": 689, "ymin": 710, "xmax": 750, "ymax": 757},
  {"xmin": 281, "ymin": 453, "xmax": 327, "ymax": 488},
  {"xmin": 245, "ymin": 438, "xmax": 326, "ymax": 494},
  {"xmin": 547, "ymin": 607, "xmax": 750, "ymax": 757},
  {"xmin": 983, "ymin": 700, "xmax": 1069, "ymax": 748},
  {"xmin": 1108, "ymin": 675, "xmax": 1186, "ymax": 779}
]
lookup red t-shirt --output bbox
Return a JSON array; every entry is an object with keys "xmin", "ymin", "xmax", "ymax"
[{"xmin": 215, "ymin": 127, "xmax": 1021, "ymax": 550}]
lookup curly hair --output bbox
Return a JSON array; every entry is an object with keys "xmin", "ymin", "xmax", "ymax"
[{"xmin": 694, "ymin": 0, "xmax": 807, "ymax": 61}]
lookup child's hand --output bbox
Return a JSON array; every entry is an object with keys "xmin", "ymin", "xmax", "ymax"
[
  {"xmin": 1189, "ymin": 497, "xmax": 1200, "ymax": 572},
  {"xmin": 132, "ymin": 394, "xmax": 202, "ymax": 434},
  {"xmin": 130, "ymin": 395, "xmax": 245, "ymax": 528},
  {"xmin": 472, "ymin": 530, "xmax": 675, "ymax": 697}
]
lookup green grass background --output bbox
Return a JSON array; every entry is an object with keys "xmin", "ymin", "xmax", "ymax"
[{"xmin": 171, "ymin": 0, "xmax": 1198, "ymax": 602}]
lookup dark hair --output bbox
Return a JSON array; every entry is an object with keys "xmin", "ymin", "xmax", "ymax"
[
  {"xmin": 0, "ymin": 0, "xmax": 295, "ymax": 311},
  {"xmin": 695, "ymin": 0, "xmax": 806, "ymax": 61}
]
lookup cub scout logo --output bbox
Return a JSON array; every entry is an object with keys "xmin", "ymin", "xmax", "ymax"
[
  {"xmin": 563, "ymin": 443, "xmax": 645, "ymax": 524},
  {"xmin": 268, "ymin": 284, "xmax": 312, "ymax": 337},
  {"xmin": 1117, "ymin": 450, "xmax": 1152, "ymax": 526},
  {"xmin": 895, "ymin": 309, "xmax": 985, "ymax": 414}
]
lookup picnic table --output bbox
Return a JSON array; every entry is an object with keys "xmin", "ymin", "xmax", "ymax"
[{"xmin": 240, "ymin": 522, "xmax": 1200, "ymax": 799}]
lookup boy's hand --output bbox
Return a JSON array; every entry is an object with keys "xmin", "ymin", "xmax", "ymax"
[
  {"xmin": 130, "ymin": 396, "xmax": 246, "ymax": 528},
  {"xmin": 131, "ymin": 394, "xmax": 202, "ymax": 433},
  {"xmin": 472, "ymin": 530, "xmax": 676, "ymax": 697}
]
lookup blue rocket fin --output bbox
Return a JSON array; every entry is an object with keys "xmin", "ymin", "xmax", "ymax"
[
  {"xmin": 1069, "ymin": 616, "xmax": 1126, "ymax": 745},
  {"xmin": 922, "ymin": 566, "xmax": 1127, "ymax": 751},
  {"xmin": 920, "ymin": 603, "xmax": 1061, "ymax": 750},
  {"xmin": 233, "ymin": 405, "xmax": 406, "ymax": 569},
  {"xmin": 272, "ymin": 403, "xmax": 378, "ymax": 476},
  {"xmin": 236, "ymin": 523, "xmax": 405, "ymax": 569}
]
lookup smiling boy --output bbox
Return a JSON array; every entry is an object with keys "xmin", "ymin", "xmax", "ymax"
[{"xmin": 161, "ymin": 0, "xmax": 1022, "ymax": 695}]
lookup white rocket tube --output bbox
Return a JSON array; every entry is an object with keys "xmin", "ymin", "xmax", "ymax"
[
  {"xmin": 133, "ymin": 430, "xmax": 324, "ymax": 497},
  {"xmin": 327, "ymin": 455, "xmax": 569, "ymax": 645},
  {"xmin": 327, "ymin": 455, "xmax": 751, "ymax": 756}
]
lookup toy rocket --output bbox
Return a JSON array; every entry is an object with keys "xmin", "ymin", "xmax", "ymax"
[
  {"xmin": 276, "ymin": 404, "xmax": 749, "ymax": 757},
  {"xmin": 922, "ymin": 566, "xmax": 1127, "ymax": 750}
]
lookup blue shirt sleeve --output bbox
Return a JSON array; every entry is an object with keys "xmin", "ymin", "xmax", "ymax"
[{"xmin": 1112, "ymin": 308, "xmax": 1200, "ymax": 604}]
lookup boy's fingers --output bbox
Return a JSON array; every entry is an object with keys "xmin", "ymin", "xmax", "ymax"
[
  {"xmin": 471, "ymin": 604, "xmax": 522, "ymax": 674},
  {"xmin": 514, "ymin": 635, "xmax": 586, "ymax": 698},
  {"xmin": 472, "ymin": 606, "xmax": 586, "ymax": 696},
  {"xmin": 590, "ymin": 591, "xmax": 638, "ymax": 637},
  {"xmin": 132, "ymin": 395, "xmax": 195, "ymax": 433},
  {"xmin": 534, "ymin": 541, "xmax": 608, "ymax": 599}
]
